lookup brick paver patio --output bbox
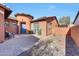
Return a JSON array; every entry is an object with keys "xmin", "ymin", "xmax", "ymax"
[{"xmin": 0, "ymin": 34, "xmax": 39, "ymax": 56}]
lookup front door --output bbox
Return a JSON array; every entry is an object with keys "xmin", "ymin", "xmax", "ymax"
[{"xmin": 21, "ymin": 22, "xmax": 26, "ymax": 34}]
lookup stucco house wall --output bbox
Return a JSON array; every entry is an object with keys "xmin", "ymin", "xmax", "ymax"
[
  {"xmin": 0, "ymin": 4, "xmax": 12, "ymax": 42},
  {"xmin": 70, "ymin": 25, "xmax": 79, "ymax": 47},
  {"xmin": 31, "ymin": 16, "xmax": 59, "ymax": 36},
  {"xmin": 70, "ymin": 11, "xmax": 79, "ymax": 47},
  {"xmin": 15, "ymin": 13, "xmax": 33, "ymax": 34},
  {"xmin": 31, "ymin": 21, "xmax": 47, "ymax": 36},
  {"xmin": 0, "ymin": 7, "xmax": 5, "ymax": 42}
]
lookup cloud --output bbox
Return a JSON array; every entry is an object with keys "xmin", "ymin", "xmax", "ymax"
[{"xmin": 48, "ymin": 5, "xmax": 56, "ymax": 10}]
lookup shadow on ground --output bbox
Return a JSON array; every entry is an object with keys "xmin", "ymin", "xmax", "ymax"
[
  {"xmin": 66, "ymin": 36, "xmax": 79, "ymax": 56},
  {"xmin": 18, "ymin": 48, "xmax": 32, "ymax": 56}
]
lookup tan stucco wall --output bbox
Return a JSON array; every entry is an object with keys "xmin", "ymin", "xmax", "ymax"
[
  {"xmin": 16, "ymin": 16, "xmax": 32, "ymax": 34},
  {"xmin": 0, "ymin": 7, "xmax": 5, "ymax": 42}
]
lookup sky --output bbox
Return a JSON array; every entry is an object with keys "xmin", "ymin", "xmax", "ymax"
[{"xmin": 4, "ymin": 3, "xmax": 79, "ymax": 22}]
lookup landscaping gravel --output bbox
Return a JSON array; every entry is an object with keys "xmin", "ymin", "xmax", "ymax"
[{"xmin": 22, "ymin": 35, "xmax": 65, "ymax": 56}]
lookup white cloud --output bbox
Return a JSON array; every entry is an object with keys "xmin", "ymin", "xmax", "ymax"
[{"xmin": 48, "ymin": 5, "xmax": 56, "ymax": 10}]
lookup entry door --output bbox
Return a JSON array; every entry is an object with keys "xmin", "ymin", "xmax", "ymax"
[{"xmin": 21, "ymin": 23, "xmax": 26, "ymax": 34}]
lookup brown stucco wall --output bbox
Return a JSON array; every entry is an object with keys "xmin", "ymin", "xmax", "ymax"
[
  {"xmin": 16, "ymin": 16, "xmax": 32, "ymax": 34},
  {"xmin": 0, "ymin": 7, "xmax": 5, "ymax": 42}
]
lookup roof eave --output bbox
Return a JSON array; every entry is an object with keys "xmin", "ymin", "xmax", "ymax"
[
  {"xmin": 15, "ymin": 13, "xmax": 34, "ymax": 19},
  {"xmin": 0, "ymin": 4, "xmax": 12, "ymax": 19},
  {"xmin": 5, "ymin": 10, "xmax": 12, "ymax": 19},
  {"xmin": 73, "ymin": 11, "xmax": 79, "ymax": 24}
]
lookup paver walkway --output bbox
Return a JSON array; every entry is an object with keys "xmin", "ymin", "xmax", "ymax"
[{"xmin": 0, "ymin": 34, "xmax": 39, "ymax": 56}]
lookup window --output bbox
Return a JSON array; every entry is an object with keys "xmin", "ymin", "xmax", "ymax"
[
  {"xmin": 5, "ymin": 22, "xmax": 9, "ymax": 26},
  {"xmin": 34, "ymin": 22, "xmax": 39, "ymax": 33},
  {"xmin": 31, "ymin": 22, "xmax": 41, "ymax": 35},
  {"xmin": 12, "ymin": 23, "xmax": 17, "ymax": 26},
  {"xmin": 47, "ymin": 22, "xmax": 52, "ymax": 35}
]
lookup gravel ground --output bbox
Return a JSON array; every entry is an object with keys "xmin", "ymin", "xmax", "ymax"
[{"xmin": 0, "ymin": 35, "xmax": 39, "ymax": 56}]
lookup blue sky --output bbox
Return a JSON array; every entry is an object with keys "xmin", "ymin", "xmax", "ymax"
[{"xmin": 5, "ymin": 3, "xmax": 79, "ymax": 22}]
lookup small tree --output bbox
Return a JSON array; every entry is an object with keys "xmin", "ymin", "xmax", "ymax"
[{"xmin": 59, "ymin": 16, "xmax": 70, "ymax": 26}]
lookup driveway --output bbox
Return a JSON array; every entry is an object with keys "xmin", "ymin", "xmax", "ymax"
[{"xmin": 0, "ymin": 34, "xmax": 39, "ymax": 56}]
